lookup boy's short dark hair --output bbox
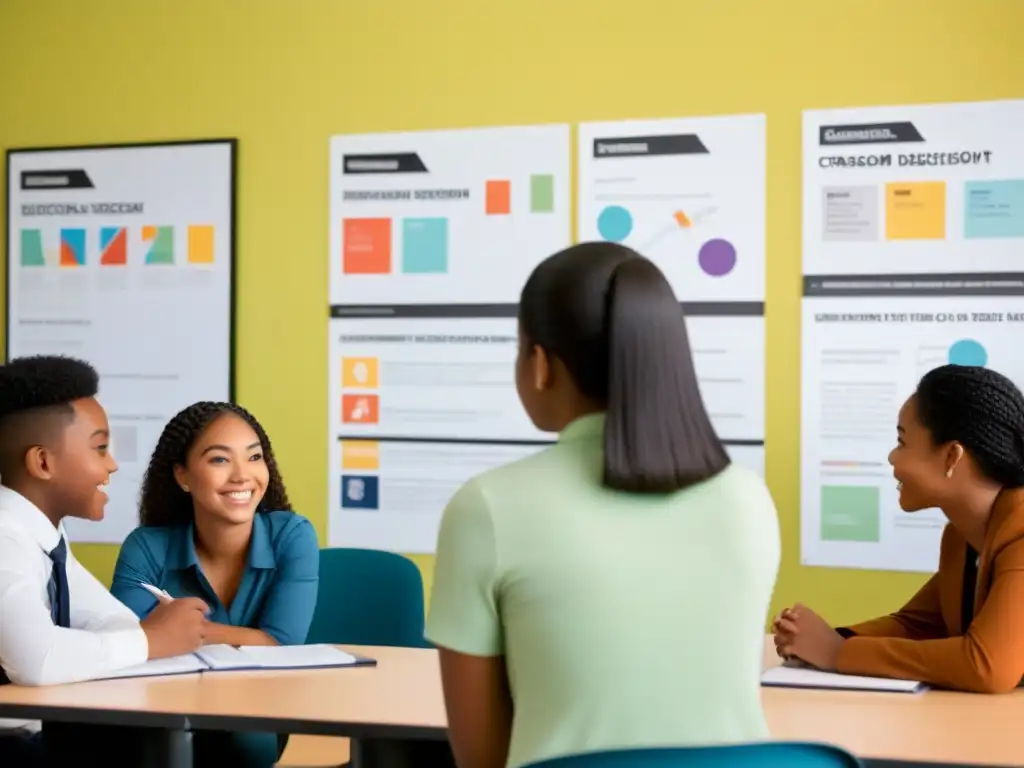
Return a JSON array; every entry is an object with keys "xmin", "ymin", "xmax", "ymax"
[{"xmin": 0, "ymin": 355, "xmax": 99, "ymax": 477}]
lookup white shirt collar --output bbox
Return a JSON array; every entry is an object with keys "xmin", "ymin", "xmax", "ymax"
[{"xmin": 0, "ymin": 485, "xmax": 64, "ymax": 554}]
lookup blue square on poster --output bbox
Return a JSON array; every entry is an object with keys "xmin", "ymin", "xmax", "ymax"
[
  {"xmin": 964, "ymin": 180, "xmax": 1024, "ymax": 238},
  {"xmin": 401, "ymin": 217, "xmax": 448, "ymax": 273},
  {"xmin": 341, "ymin": 475, "xmax": 379, "ymax": 510}
]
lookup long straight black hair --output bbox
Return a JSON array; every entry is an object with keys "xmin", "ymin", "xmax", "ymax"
[{"xmin": 518, "ymin": 241, "xmax": 730, "ymax": 493}]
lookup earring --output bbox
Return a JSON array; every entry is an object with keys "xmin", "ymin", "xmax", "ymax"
[
  {"xmin": 945, "ymin": 469, "xmax": 954, "ymax": 479},
  {"xmin": 181, "ymin": 485, "xmax": 190, "ymax": 493}
]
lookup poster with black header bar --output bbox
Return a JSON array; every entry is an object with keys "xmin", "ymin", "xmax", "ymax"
[
  {"xmin": 578, "ymin": 114, "xmax": 767, "ymax": 477},
  {"xmin": 800, "ymin": 99, "xmax": 1024, "ymax": 572},
  {"xmin": 327, "ymin": 125, "xmax": 571, "ymax": 552},
  {"xmin": 5, "ymin": 140, "xmax": 236, "ymax": 544}
]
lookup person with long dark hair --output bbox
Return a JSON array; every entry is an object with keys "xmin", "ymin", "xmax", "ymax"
[
  {"xmin": 112, "ymin": 401, "xmax": 319, "ymax": 767},
  {"xmin": 426, "ymin": 242, "xmax": 781, "ymax": 768},
  {"xmin": 774, "ymin": 364, "xmax": 1024, "ymax": 693}
]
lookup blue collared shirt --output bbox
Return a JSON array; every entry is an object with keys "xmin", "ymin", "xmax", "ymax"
[{"xmin": 111, "ymin": 511, "xmax": 320, "ymax": 646}]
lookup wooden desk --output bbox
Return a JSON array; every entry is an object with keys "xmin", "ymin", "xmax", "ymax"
[
  {"xmin": 760, "ymin": 642, "xmax": 1024, "ymax": 767},
  {"xmin": 0, "ymin": 642, "xmax": 1021, "ymax": 767},
  {"xmin": 0, "ymin": 646, "xmax": 443, "ymax": 768},
  {"xmin": 0, "ymin": 645, "xmax": 445, "ymax": 735}
]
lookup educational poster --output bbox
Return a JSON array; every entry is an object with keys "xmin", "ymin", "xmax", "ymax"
[
  {"xmin": 328, "ymin": 124, "xmax": 571, "ymax": 552},
  {"xmin": 577, "ymin": 114, "xmax": 767, "ymax": 473},
  {"xmin": 327, "ymin": 312, "xmax": 765, "ymax": 459},
  {"xmin": 328, "ymin": 124, "xmax": 571, "ymax": 306},
  {"xmin": 6, "ymin": 141, "xmax": 236, "ymax": 544},
  {"xmin": 328, "ymin": 315, "xmax": 538, "ymax": 443},
  {"xmin": 329, "ymin": 434, "xmax": 543, "ymax": 554},
  {"xmin": 800, "ymin": 99, "xmax": 1024, "ymax": 571}
]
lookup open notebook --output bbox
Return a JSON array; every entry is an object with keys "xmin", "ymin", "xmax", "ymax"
[
  {"xmin": 96, "ymin": 644, "xmax": 376, "ymax": 681},
  {"xmin": 761, "ymin": 662, "xmax": 926, "ymax": 693}
]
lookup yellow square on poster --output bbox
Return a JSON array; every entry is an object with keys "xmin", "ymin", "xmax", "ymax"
[
  {"xmin": 341, "ymin": 440, "xmax": 380, "ymax": 470},
  {"xmin": 885, "ymin": 181, "xmax": 946, "ymax": 240},
  {"xmin": 188, "ymin": 225, "xmax": 215, "ymax": 263},
  {"xmin": 342, "ymin": 357, "xmax": 379, "ymax": 388}
]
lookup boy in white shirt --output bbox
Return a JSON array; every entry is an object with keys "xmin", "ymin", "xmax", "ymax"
[{"xmin": 0, "ymin": 355, "xmax": 209, "ymax": 763}]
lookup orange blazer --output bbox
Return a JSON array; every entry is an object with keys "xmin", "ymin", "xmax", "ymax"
[{"xmin": 836, "ymin": 487, "xmax": 1024, "ymax": 693}]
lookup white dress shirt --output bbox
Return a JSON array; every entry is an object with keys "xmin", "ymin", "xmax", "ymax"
[{"xmin": 0, "ymin": 486, "xmax": 149, "ymax": 732}]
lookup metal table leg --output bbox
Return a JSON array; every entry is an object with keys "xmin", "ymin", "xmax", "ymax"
[
  {"xmin": 353, "ymin": 737, "xmax": 455, "ymax": 768},
  {"xmin": 140, "ymin": 727, "xmax": 193, "ymax": 768}
]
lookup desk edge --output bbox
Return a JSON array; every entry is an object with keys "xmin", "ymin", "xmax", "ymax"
[
  {"xmin": 0, "ymin": 702, "xmax": 189, "ymax": 730},
  {"xmin": 0, "ymin": 701, "xmax": 446, "ymax": 742},
  {"xmin": 187, "ymin": 713, "xmax": 447, "ymax": 741}
]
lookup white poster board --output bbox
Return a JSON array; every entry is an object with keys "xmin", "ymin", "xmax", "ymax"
[
  {"xmin": 6, "ymin": 140, "xmax": 237, "ymax": 544},
  {"xmin": 577, "ymin": 114, "xmax": 768, "ymax": 475},
  {"xmin": 327, "ymin": 124, "xmax": 572, "ymax": 552},
  {"xmin": 800, "ymin": 99, "xmax": 1024, "ymax": 571}
]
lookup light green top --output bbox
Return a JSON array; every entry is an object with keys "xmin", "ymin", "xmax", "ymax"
[{"xmin": 426, "ymin": 413, "xmax": 780, "ymax": 768}]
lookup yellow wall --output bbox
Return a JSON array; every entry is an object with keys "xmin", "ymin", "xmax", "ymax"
[{"xmin": 1, "ymin": 0, "xmax": 1022, "ymax": 627}]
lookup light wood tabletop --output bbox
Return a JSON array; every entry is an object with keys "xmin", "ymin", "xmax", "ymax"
[
  {"xmin": 760, "ymin": 642, "xmax": 1024, "ymax": 766},
  {"xmin": 0, "ymin": 645, "xmax": 446, "ymax": 740},
  {"xmin": 0, "ymin": 641, "xmax": 1022, "ymax": 766}
]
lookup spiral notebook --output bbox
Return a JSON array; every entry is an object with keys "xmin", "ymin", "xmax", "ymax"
[{"xmin": 97, "ymin": 644, "xmax": 376, "ymax": 681}]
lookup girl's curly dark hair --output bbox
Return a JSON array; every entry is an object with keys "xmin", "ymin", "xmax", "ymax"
[{"xmin": 138, "ymin": 401, "xmax": 292, "ymax": 527}]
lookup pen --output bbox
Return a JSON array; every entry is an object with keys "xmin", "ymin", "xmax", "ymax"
[{"xmin": 140, "ymin": 582, "xmax": 173, "ymax": 601}]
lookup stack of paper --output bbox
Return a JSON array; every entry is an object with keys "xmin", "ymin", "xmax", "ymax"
[
  {"xmin": 761, "ymin": 664, "xmax": 925, "ymax": 693},
  {"xmin": 97, "ymin": 644, "xmax": 372, "ymax": 681}
]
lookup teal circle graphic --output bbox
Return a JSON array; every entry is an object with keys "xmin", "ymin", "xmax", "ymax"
[
  {"xmin": 948, "ymin": 339, "xmax": 987, "ymax": 367},
  {"xmin": 597, "ymin": 205, "xmax": 633, "ymax": 242}
]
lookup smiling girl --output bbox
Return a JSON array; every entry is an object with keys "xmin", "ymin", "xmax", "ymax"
[
  {"xmin": 112, "ymin": 401, "xmax": 319, "ymax": 766},
  {"xmin": 774, "ymin": 364, "xmax": 1024, "ymax": 694}
]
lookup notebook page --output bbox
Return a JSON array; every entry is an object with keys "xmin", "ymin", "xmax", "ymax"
[
  {"xmin": 236, "ymin": 644, "xmax": 359, "ymax": 669},
  {"xmin": 194, "ymin": 644, "xmax": 255, "ymax": 670},
  {"xmin": 97, "ymin": 654, "xmax": 207, "ymax": 680},
  {"xmin": 761, "ymin": 664, "xmax": 924, "ymax": 693}
]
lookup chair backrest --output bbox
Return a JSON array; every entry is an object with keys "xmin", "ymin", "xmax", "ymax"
[
  {"xmin": 305, "ymin": 547, "xmax": 428, "ymax": 648},
  {"xmin": 524, "ymin": 742, "xmax": 862, "ymax": 768}
]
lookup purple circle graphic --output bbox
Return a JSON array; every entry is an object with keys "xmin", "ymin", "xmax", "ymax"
[{"xmin": 698, "ymin": 238, "xmax": 737, "ymax": 277}]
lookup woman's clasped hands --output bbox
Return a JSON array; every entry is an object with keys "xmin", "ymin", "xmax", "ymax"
[{"xmin": 772, "ymin": 603, "xmax": 847, "ymax": 671}]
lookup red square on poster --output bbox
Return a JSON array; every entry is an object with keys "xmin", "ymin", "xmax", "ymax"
[
  {"xmin": 485, "ymin": 180, "xmax": 511, "ymax": 215},
  {"xmin": 343, "ymin": 218, "xmax": 391, "ymax": 274}
]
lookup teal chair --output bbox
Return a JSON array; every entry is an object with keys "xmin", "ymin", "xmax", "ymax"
[
  {"xmin": 524, "ymin": 743, "xmax": 861, "ymax": 767},
  {"xmin": 305, "ymin": 547, "xmax": 429, "ymax": 648}
]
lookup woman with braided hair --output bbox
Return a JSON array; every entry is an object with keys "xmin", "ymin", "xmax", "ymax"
[
  {"xmin": 111, "ymin": 401, "xmax": 319, "ymax": 766},
  {"xmin": 774, "ymin": 364, "xmax": 1024, "ymax": 693}
]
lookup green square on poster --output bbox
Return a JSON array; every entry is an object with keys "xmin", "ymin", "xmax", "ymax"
[
  {"xmin": 20, "ymin": 229, "xmax": 45, "ymax": 266},
  {"xmin": 530, "ymin": 174, "xmax": 555, "ymax": 213},
  {"xmin": 820, "ymin": 485, "xmax": 881, "ymax": 542}
]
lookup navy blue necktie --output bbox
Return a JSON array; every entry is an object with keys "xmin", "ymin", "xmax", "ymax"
[{"xmin": 48, "ymin": 537, "xmax": 71, "ymax": 629}]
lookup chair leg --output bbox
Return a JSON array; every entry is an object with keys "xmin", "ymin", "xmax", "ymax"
[{"xmin": 352, "ymin": 738, "xmax": 455, "ymax": 768}]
